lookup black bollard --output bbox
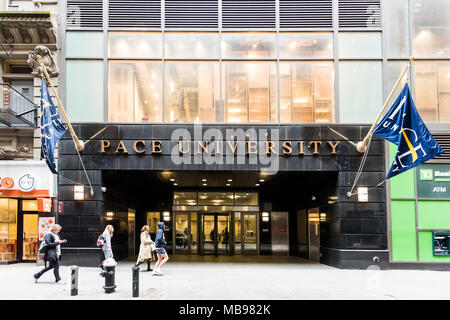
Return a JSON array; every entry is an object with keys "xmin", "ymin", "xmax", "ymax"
[
  {"xmin": 103, "ymin": 265, "xmax": 116, "ymax": 294},
  {"xmin": 132, "ymin": 265, "xmax": 139, "ymax": 298},
  {"xmin": 71, "ymin": 265, "xmax": 79, "ymax": 296}
]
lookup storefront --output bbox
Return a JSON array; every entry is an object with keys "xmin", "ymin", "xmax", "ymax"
[
  {"xmin": 0, "ymin": 161, "xmax": 55, "ymax": 263},
  {"xmin": 57, "ymin": 123, "xmax": 388, "ymax": 268}
]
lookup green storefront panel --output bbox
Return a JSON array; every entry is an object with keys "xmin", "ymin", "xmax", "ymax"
[
  {"xmin": 389, "ymin": 143, "xmax": 415, "ymax": 199},
  {"xmin": 418, "ymin": 231, "xmax": 450, "ymax": 262},
  {"xmin": 391, "ymin": 200, "xmax": 417, "ymax": 261},
  {"xmin": 417, "ymin": 201, "xmax": 450, "ymax": 229}
]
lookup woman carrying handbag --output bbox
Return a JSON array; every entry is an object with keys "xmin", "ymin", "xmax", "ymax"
[{"xmin": 135, "ymin": 225, "xmax": 155, "ymax": 271}]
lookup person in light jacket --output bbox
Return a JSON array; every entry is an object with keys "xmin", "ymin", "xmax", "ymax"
[
  {"xmin": 33, "ymin": 224, "xmax": 67, "ymax": 284},
  {"xmin": 135, "ymin": 225, "xmax": 155, "ymax": 271},
  {"xmin": 100, "ymin": 225, "xmax": 114, "ymax": 268},
  {"xmin": 152, "ymin": 222, "xmax": 169, "ymax": 276}
]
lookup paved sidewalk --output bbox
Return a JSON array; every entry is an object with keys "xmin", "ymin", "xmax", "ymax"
[{"xmin": 1, "ymin": 256, "xmax": 449, "ymax": 300}]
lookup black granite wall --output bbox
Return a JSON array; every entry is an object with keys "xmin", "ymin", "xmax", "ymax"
[{"xmin": 57, "ymin": 124, "xmax": 387, "ymax": 268}]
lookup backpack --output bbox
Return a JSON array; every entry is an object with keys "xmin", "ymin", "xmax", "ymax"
[{"xmin": 96, "ymin": 234, "xmax": 105, "ymax": 247}]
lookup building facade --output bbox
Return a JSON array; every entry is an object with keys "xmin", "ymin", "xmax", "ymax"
[
  {"xmin": 57, "ymin": 0, "xmax": 450, "ymax": 268},
  {"xmin": 0, "ymin": 0, "xmax": 59, "ymax": 263}
]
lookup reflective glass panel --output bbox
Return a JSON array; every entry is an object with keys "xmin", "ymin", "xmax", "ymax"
[
  {"xmin": 222, "ymin": 33, "xmax": 276, "ymax": 59},
  {"xmin": 339, "ymin": 61, "xmax": 383, "ymax": 123},
  {"xmin": 175, "ymin": 213, "xmax": 189, "ymax": 252},
  {"xmin": 67, "ymin": 31, "xmax": 103, "ymax": 57},
  {"xmin": 22, "ymin": 214, "xmax": 38, "ymax": 261},
  {"xmin": 173, "ymin": 192, "xmax": 197, "ymax": 206},
  {"xmin": 146, "ymin": 212, "xmax": 160, "ymax": 234},
  {"xmin": 234, "ymin": 193, "xmax": 258, "ymax": 206},
  {"xmin": 338, "ymin": 32, "xmax": 382, "ymax": 58},
  {"xmin": 415, "ymin": 61, "xmax": 450, "ymax": 122},
  {"xmin": 279, "ymin": 32, "xmax": 333, "ymax": 58},
  {"xmin": 222, "ymin": 62, "xmax": 277, "ymax": 123},
  {"xmin": 412, "ymin": 0, "xmax": 450, "ymax": 57},
  {"xmin": 234, "ymin": 212, "xmax": 241, "ymax": 254},
  {"xmin": 198, "ymin": 192, "xmax": 234, "ymax": 206},
  {"xmin": 165, "ymin": 33, "xmax": 219, "ymax": 59},
  {"xmin": 280, "ymin": 62, "xmax": 334, "ymax": 123},
  {"xmin": 164, "ymin": 62, "xmax": 220, "ymax": 123},
  {"xmin": 385, "ymin": 0, "xmax": 410, "ymax": 57},
  {"xmin": 109, "ymin": 32, "xmax": 162, "ymax": 58},
  {"xmin": 109, "ymin": 61, "xmax": 163, "ymax": 122},
  {"xmin": 191, "ymin": 212, "xmax": 198, "ymax": 254},
  {"xmin": 0, "ymin": 199, "xmax": 17, "ymax": 262},
  {"xmin": 22, "ymin": 200, "xmax": 38, "ymax": 211}
]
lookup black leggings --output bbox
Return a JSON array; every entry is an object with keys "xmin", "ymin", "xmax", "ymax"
[
  {"xmin": 34, "ymin": 259, "xmax": 61, "ymax": 282},
  {"xmin": 136, "ymin": 260, "xmax": 152, "ymax": 270}
]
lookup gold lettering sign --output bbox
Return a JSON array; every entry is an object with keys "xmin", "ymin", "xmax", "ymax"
[
  {"xmin": 100, "ymin": 139, "xmax": 342, "ymax": 156},
  {"xmin": 101, "ymin": 140, "xmax": 110, "ymax": 154},
  {"xmin": 152, "ymin": 140, "xmax": 162, "ymax": 153},
  {"xmin": 133, "ymin": 140, "xmax": 145, "ymax": 154},
  {"xmin": 115, "ymin": 140, "xmax": 128, "ymax": 154}
]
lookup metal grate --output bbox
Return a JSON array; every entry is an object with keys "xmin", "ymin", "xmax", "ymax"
[
  {"xmin": 338, "ymin": 0, "xmax": 381, "ymax": 28},
  {"xmin": 165, "ymin": 0, "xmax": 218, "ymax": 28},
  {"xmin": 67, "ymin": 0, "xmax": 103, "ymax": 28},
  {"xmin": 429, "ymin": 134, "xmax": 450, "ymax": 163},
  {"xmin": 109, "ymin": 0, "xmax": 161, "ymax": 27},
  {"xmin": 280, "ymin": 0, "xmax": 332, "ymax": 28},
  {"xmin": 222, "ymin": 0, "xmax": 276, "ymax": 28}
]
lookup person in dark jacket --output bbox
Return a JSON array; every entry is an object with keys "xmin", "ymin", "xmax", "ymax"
[
  {"xmin": 33, "ymin": 224, "xmax": 67, "ymax": 284},
  {"xmin": 152, "ymin": 222, "xmax": 169, "ymax": 276}
]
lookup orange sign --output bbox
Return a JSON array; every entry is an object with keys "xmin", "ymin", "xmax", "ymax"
[
  {"xmin": 37, "ymin": 198, "xmax": 52, "ymax": 212},
  {"xmin": 1, "ymin": 177, "xmax": 14, "ymax": 188}
]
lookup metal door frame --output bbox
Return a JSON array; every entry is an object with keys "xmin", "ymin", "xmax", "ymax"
[
  {"xmin": 199, "ymin": 211, "xmax": 233, "ymax": 256},
  {"xmin": 241, "ymin": 212, "xmax": 260, "ymax": 255}
]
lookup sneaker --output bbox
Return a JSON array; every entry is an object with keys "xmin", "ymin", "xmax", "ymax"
[
  {"xmin": 33, "ymin": 275, "xmax": 38, "ymax": 283},
  {"xmin": 155, "ymin": 269, "xmax": 164, "ymax": 276},
  {"xmin": 55, "ymin": 280, "xmax": 66, "ymax": 285}
]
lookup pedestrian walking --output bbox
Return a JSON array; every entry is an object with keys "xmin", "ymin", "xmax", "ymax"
[
  {"xmin": 152, "ymin": 222, "xmax": 169, "ymax": 276},
  {"xmin": 100, "ymin": 225, "xmax": 114, "ymax": 269},
  {"xmin": 135, "ymin": 225, "xmax": 155, "ymax": 271},
  {"xmin": 33, "ymin": 224, "xmax": 67, "ymax": 284}
]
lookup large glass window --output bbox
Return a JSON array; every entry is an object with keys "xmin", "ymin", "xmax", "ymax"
[
  {"xmin": 415, "ymin": 61, "xmax": 450, "ymax": 122},
  {"xmin": 385, "ymin": 0, "xmax": 410, "ymax": 58},
  {"xmin": 222, "ymin": 62, "xmax": 277, "ymax": 123},
  {"xmin": 338, "ymin": 32, "xmax": 382, "ymax": 58},
  {"xmin": 67, "ymin": 31, "xmax": 103, "ymax": 58},
  {"xmin": 109, "ymin": 32, "xmax": 162, "ymax": 58},
  {"xmin": 165, "ymin": 33, "xmax": 219, "ymax": 59},
  {"xmin": 0, "ymin": 199, "xmax": 17, "ymax": 262},
  {"xmin": 412, "ymin": 0, "xmax": 450, "ymax": 57},
  {"xmin": 109, "ymin": 61, "xmax": 163, "ymax": 122},
  {"xmin": 222, "ymin": 33, "xmax": 276, "ymax": 59},
  {"xmin": 280, "ymin": 62, "xmax": 334, "ymax": 123},
  {"xmin": 339, "ymin": 61, "xmax": 383, "ymax": 123},
  {"xmin": 164, "ymin": 62, "xmax": 220, "ymax": 123},
  {"xmin": 279, "ymin": 33, "xmax": 333, "ymax": 59}
]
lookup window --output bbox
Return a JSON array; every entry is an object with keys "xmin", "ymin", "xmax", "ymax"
[
  {"xmin": 164, "ymin": 62, "xmax": 220, "ymax": 123},
  {"xmin": 222, "ymin": 33, "xmax": 276, "ymax": 59},
  {"xmin": 174, "ymin": 192, "xmax": 197, "ymax": 205},
  {"xmin": 234, "ymin": 193, "xmax": 258, "ymax": 205},
  {"xmin": 280, "ymin": 62, "xmax": 334, "ymax": 123},
  {"xmin": 0, "ymin": 199, "xmax": 17, "ymax": 262},
  {"xmin": 146, "ymin": 212, "xmax": 160, "ymax": 233},
  {"xmin": 415, "ymin": 61, "xmax": 450, "ymax": 122},
  {"xmin": 108, "ymin": 32, "xmax": 162, "ymax": 58},
  {"xmin": 279, "ymin": 33, "xmax": 333, "ymax": 59},
  {"xmin": 339, "ymin": 61, "xmax": 383, "ymax": 123},
  {"xmin": 385, "ymin": 0, "xmax": 410, "ymax": 58},
  {"xmin": 222, "ymin": 62, "xmax": 277, "ymax": 123},
  {"xmin": 22, "ymin": 200, "xmax": 38, "ymax": 211},
  {"xmin": 109, "ymin": 61, "xmax": 163, "ymax": 122},
  {"xmin": 338, "ymin": 32, "xmax": 382, "ymax": 58},
  {"xmin": 412, "ymin": 0, "xmax": 450, "ymax": 58},
  {"xmin": 165, "ymin": 33, "xmax": 219, "ymax": 59},
  {"xmin": 67, "ymin": 31, "xmax": 103, "ymax": 58}
]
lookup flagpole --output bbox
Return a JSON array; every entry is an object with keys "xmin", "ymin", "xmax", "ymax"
[
  {"xmin": 37, "ymin": 55, "xmax": 85, "ymax": 152},
  {"xmin": 356, "ymin": 56, "xmax": 414, "ymax": 153}
]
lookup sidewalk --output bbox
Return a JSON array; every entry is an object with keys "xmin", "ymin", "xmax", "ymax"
[{"xmin": 1, "ymin": 256, "xmax": 449, "ymax": 300}]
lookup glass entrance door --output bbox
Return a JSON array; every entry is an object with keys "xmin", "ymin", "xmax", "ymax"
[
  {"xmin": 22, "ymin": 214, "xmax": 38, "ymax": 261},
  {"xmin": 200, "ymin": 213, "xmax": 232, "ymax": 255},
  {"xmin": 202, "ymin": 214, "xmax": 216, "ymax": 255},
  {"xmin": 242, "ymin": 213, "xmax": 258, "ymax": 254}
]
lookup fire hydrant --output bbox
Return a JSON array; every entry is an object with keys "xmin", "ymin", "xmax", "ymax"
[{"xmin": 101, "ymin": 258, "xmax": 117, "ymax": 294}]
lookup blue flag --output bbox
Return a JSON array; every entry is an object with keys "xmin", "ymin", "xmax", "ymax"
[
  {"xmin": 40, "ymin": 79, "xmax": 66, "ymax": 174},
  {"xmin": 373, "ymin": 84, "xmax": 444, "ymax": 179}
]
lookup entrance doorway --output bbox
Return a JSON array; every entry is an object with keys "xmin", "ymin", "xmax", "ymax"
[{"xmin": 200, "ymin": 213, "xmax": 231, "ymax": 256}]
